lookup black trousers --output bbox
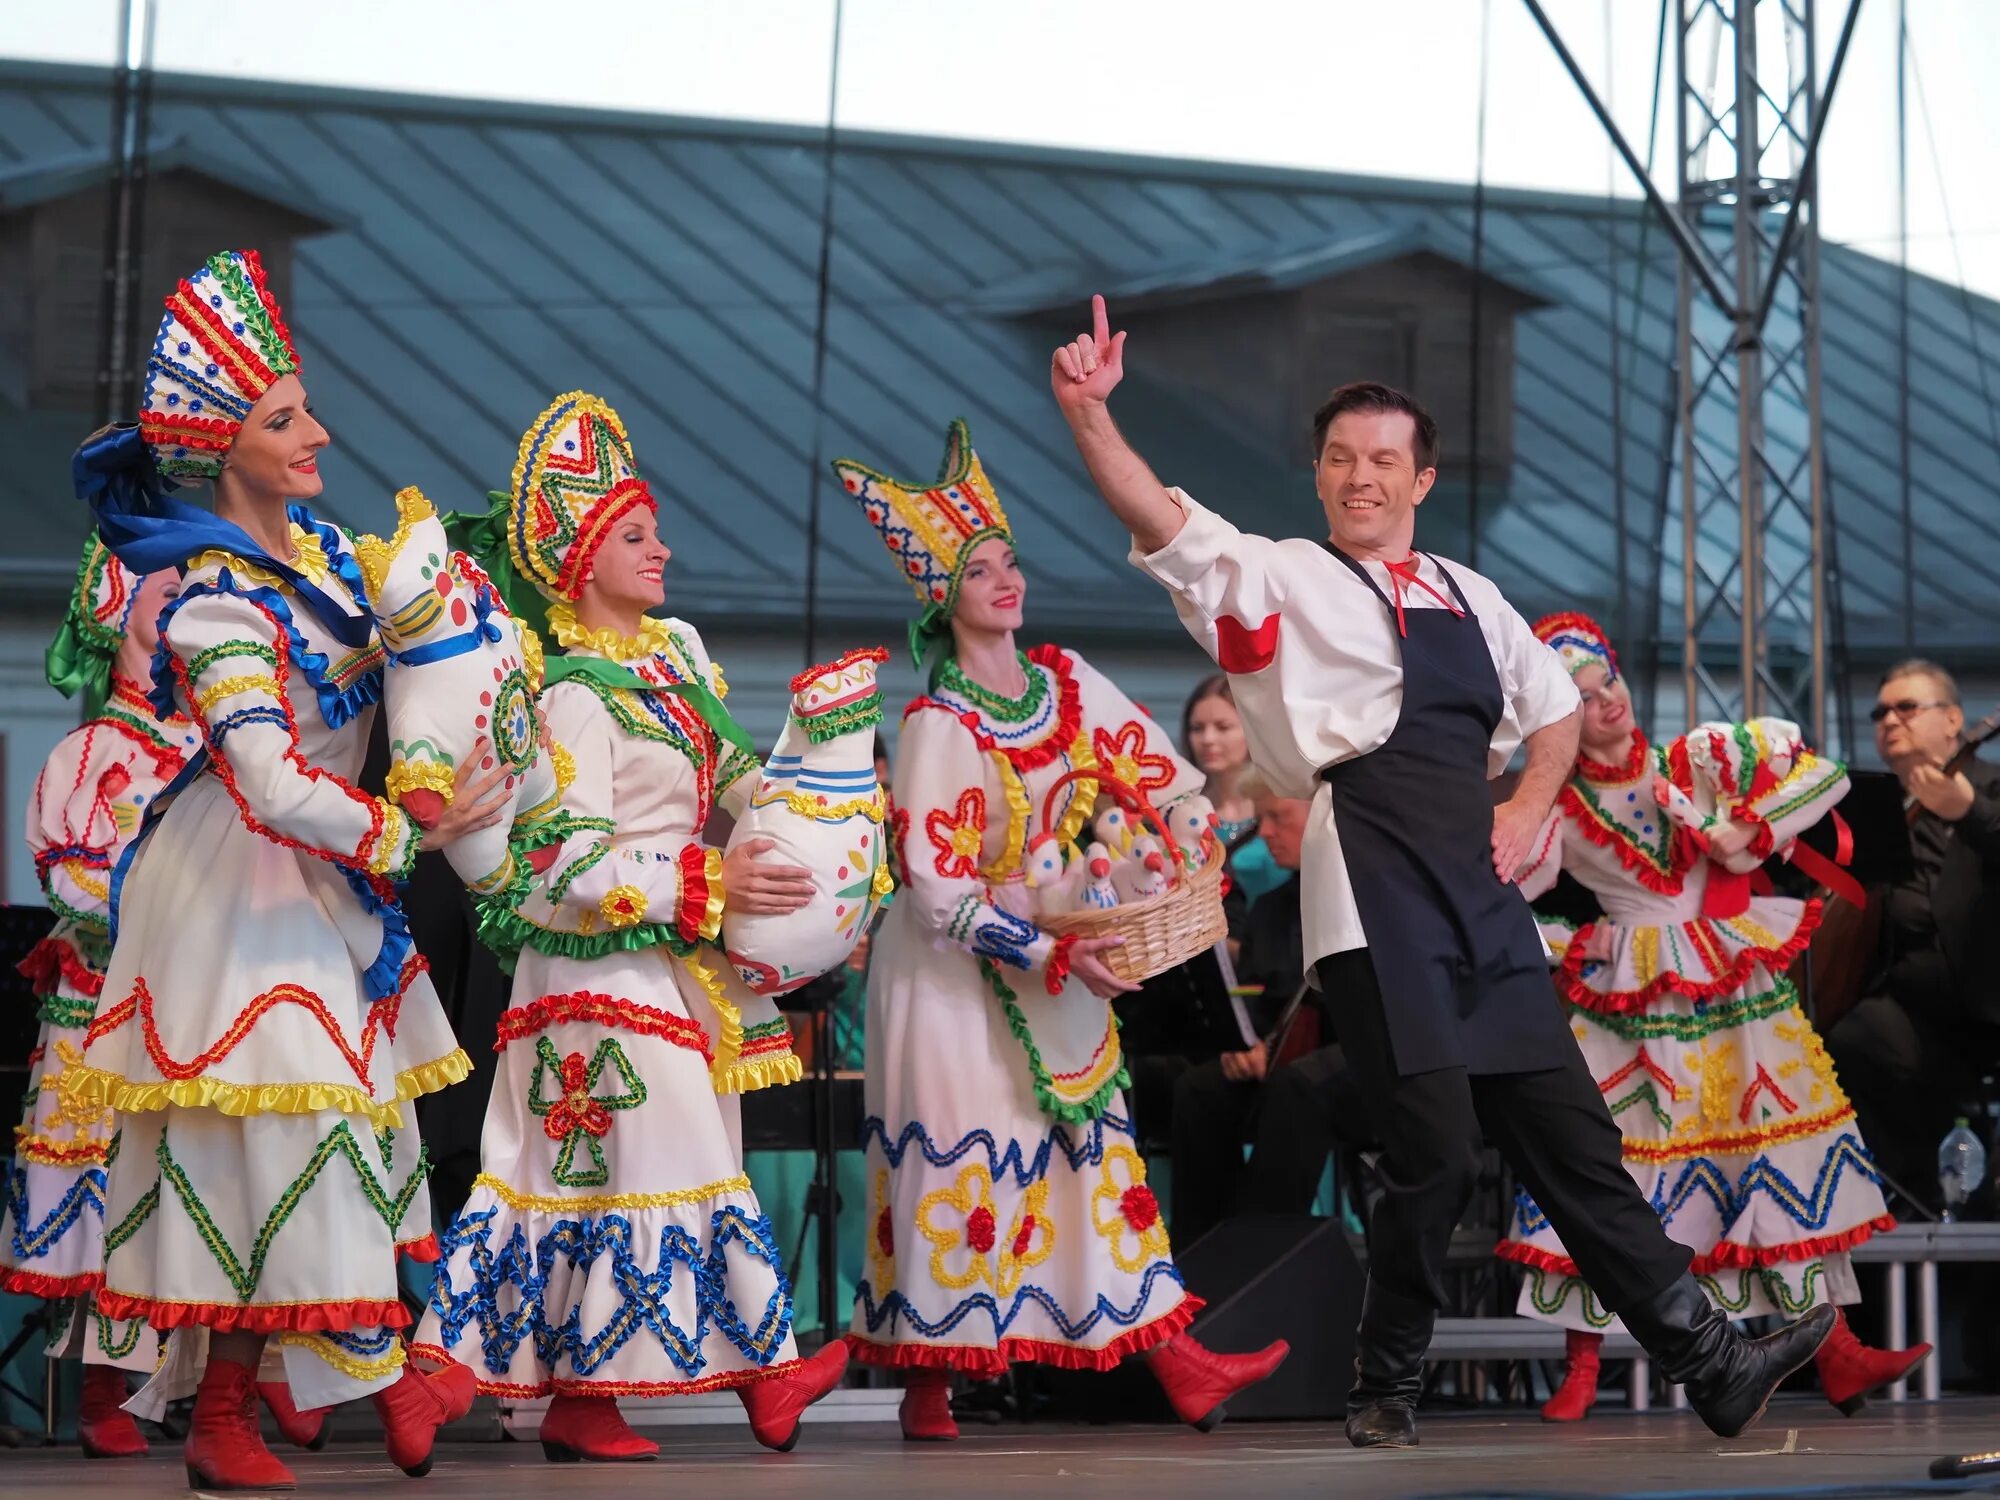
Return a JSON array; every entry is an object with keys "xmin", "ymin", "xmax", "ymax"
[
  {"xmin": 1316, "ymin": 948, "xmax": 1688, "ymax": 1314},
  {"xmin": 1170, "ymin": 1044, "xmax": 1375, "ymax": 1245}
]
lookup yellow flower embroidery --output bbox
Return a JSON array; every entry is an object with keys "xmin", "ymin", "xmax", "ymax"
[
  {"xmin": 995, "ymin": 1180, "xmax": 1055, "ymax": 1297},
  {"xmin": 1090, "ymin": 1145, "xmax": 1170, "ymax": 1274},
  {"xmin": 917, "ymin": 1163, "xmax": 999, "ymax": 1291},
  {"xmin": 599, "ymin": 884, "xmax": 648, "ymax": 929}
]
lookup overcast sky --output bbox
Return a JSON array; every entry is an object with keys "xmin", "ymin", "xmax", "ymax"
[{"xmin": 9, "ymin": 0, "xmax": 1997, "ymax": 298}]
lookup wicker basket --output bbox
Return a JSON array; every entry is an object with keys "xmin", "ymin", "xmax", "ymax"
[{"xmin": 1036, "ymin": 769, "xmax": 1230, "ymax": 985}]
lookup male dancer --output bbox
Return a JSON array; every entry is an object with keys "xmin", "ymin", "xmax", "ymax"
[{"xmin": 1050, "ymin": 296, "xmax": 1834, "ymax": 1446}]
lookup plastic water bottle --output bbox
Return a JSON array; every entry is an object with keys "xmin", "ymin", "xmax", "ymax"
[{"xmin": 1939, "ymin": 1117, "xmax": 1986, "ymax": 1223}]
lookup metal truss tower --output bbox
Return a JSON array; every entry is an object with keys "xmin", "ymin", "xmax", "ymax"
[{"xmin": 1525, "ymin": 0, "xmax": 1864, "ymax": 744}]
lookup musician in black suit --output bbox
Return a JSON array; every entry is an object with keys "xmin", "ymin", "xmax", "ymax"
[
  {"xmin": 1827, "ymin": 660, "xmax": 2000, "ymax": 1206},
  {"xmin": 1169, "ymin": 782, "xmax": 1375, "ymax": 1245}
]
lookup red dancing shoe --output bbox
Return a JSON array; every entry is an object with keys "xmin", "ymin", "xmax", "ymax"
[
  {"xmin": 537, "ymin": 1392, "xmax": 659, "ymax": 1462},
  {"xmin": 259, "ymin": 1380, "xmax": 331, "ymax": 1450},
  {"xmin": 371, "ymin": 1362, "xmax": 477, "ymax": 1477},
  {"xmin": 185, "ymin": 1360, "xmax": 296, "ymax": 1491},
  {"xmin": 76, "ymin": 1363, "xmax": 149, "ymax": 1459},
  {"xmin": 1148, "ymin": 1333, "xmax": 1291, "ymax": 1432},
  {"xmin": 737, "ymin": 1342, "xmax": 850, "ymax": 1452},
  {"xmin": 1814, "ymin": 1307, "xmax": 1932, "ymax": 1415},
  {"xmin": 898, "ymin": 1369, "xmax": 957, "ymax": 1442},
  {"xmin": 1541, "ymin": 1329, "xmax": 1602, "ymax": 1422}
]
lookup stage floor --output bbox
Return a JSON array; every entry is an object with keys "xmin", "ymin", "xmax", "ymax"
[{"xmin": 4, "ymin": 1398, "xmax": 1999, "ymax": 1498}]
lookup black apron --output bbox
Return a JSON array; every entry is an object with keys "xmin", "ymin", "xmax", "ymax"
[{"xmin": 1318, "ymin": 546, "xmax": 1575, "ymax": 1077}]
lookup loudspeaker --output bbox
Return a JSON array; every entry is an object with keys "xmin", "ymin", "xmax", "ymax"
[{"xmin": 1038, "ymin": 1212, "xmax": 1362, "ymax": 1422}]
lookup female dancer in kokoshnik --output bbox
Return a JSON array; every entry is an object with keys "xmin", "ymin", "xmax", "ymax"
[
  {"xmin": 4, "ymin": 539, "xmax": 194, "ymax": 1459},
  {"xmin": 412, "ymin": 391, "xmax": 849, "ymax": 1460},
  {"xmin": 74, "ymin": 247, "xmax": 507, "ymax": 1490},
  {"xmin": 1501, "ymin": 612, "xmax": 1932, "ymax": 1421},
  {"xmin": 833, "ymin": 420, "xmax": 1288, "ymax": 1441}
]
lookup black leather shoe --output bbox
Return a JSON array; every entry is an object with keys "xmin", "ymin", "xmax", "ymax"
[
  {"xmin": 1620, "ymin": 1274, "xmax": 1837, "ymax": 1438},
  {"xmin": 1345, "ymin": 1278, "xmax": 1434, "ymax": 1450}
]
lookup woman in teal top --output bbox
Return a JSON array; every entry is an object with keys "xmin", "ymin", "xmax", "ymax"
[{"xmin": 1182, "ymin": 675, "xmax": 1283, "ymax": 907}]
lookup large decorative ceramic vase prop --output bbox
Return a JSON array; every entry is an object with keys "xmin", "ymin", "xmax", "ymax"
[
  {"xmin": 723, "ymin": 646, "xmax": 893, "ymax": 996},
  {"xmin": 355, "ymin": 486, "xmax": 562, "ymax": 894}
]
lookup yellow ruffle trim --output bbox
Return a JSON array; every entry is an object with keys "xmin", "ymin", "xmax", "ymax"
[
  {"xmin": 63, "ymin": 1048, "xmax": 469, "ymax": 1133},
  {"xmin": 748, "ymin": 786, "xmax": 886, "ymax": 824},
  {"xmin": 278, "ymin": 1328, "xmax": 407, "ymax": 1382},
  {"xmin": 385, "ymin": 758, "xmax": 457, "ymax": 806},
  {"xmin": 475, "ymin": 1171, "xmax": 753, "ymax": 1213},
  {"xmin": 712, "ymin": 1052, "xmax": 805, "ymax": 1096},
  {"xmin": 547, "ymin": 599, "xmax": 675, "ymax": 662},
  {"xmin": 695, "ymin": 846, "xmax": 726, "ymax": 943}
]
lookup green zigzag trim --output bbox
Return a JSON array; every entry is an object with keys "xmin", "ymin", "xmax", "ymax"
[{"xmin": 105, "ymin": 1121, "xmax": 430, "ymax": 1300}]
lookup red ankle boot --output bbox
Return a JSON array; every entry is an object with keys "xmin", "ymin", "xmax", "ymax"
[
  {"xmin": 898, "ymin": 1369, "xmax": 958, "ymax": 1442},
  {"xmin": 1148, "ymin": 1333, "xmax": 1291, "ymax": 1432},
  {"xmin": 537, "ymin": 1393, "xmax": 659, "ymax": 1462},
  {"xmin": 76, "ymin": 1363, "xmax": 149, "ymax": 1458},
  {"xmin": 371, "ymin": 1362, "xmax": 477, "ymax": 1477},
  {"xmin": 737, "ymin": 1342, "xmax": 850, "ymax": 1452},
  {"xmin": 259, "ymin": 1380, "xmax": 330, "ymax": 1450},
  {"xmin": 1814, "ymin": 1307, "xmax": 1932, "ymax": 1415},
  {"xmin": 185, "ymin": 1359, "xmax": 296, "ymax": 1491},
  {"xmin": 1541, "ymin": 1329, "xmax": 1602, "ymax": 1422}
]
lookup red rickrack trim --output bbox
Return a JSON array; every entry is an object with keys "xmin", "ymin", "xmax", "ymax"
[
  {"xmin": 16, "ymin": 1138, "xmax": 112, "ymax": 1167},
  {"xmin": 173, "ymin": 601, "xmax": 391, "ymax": 873},
  {"xmin": 904, "ymin": 645, "xmax": 1084, "ymax": 774},
  {"xmin": 1497, "ymin": 1214, "xmax": 1897, "ymax": 1280},
  {"xmin": 1558, "ymin": 784, "xmax": 1692, "ymax": 896},
  {"xmin": 139, "ymin": 411, "xmax": 240, "ymax": 451},
  {"xmin": 1045, "ymin": 933, "xmax": 1079, "ymax": 996},
  {"xmin": 171, "ymin": 278, "xmax": 278, "ymax": 394},
  {"xmin": 495, "ymin": 991, "xmax": 714, "ymax": 1063},
  {"xmin": 1576, "ymin": 730, "xmax": 1651, "ymax": 786},
  {"xmin": 397, "ymin": 1233, "xmax": 441, "ymax": 1264},
  {"xmin": 95, "ymin": 1289, "xmax": 412, "ymax": 1332},
  {"xmin": 739, "ymin": 1024, "xmax": 796, "ymax": 1059},
  {"xmin": 1, "ymin": 1267, "xmax": 104, "ymax": 1300},
  {"xmin": 17, "ymin": 935, "xmax": 105, "ymax": 998},
  {"xmin": 790, "ymin": 643, "xmax": 890, "ymax": 696},
  {"xmin": 240, "ymin": 247, "xmax": 299, "ymax": 367},
  {"xmin": 88, "ymin": 969, "xmax": 420, "ymax": 1088},
  {"xmin": 100, "ymin": 710, "xmax": 193, "ymax": 783},
  {"xmin": 1557, "ymin": 900, "xmax": 1822, "ymax": 1013},
  {"xmin": 844, "ymin": 1294, "xmax": 1203, "ymax": 1377},
  {"xmin": 675, "ymin": 843, "xmax": 715, "ymax": 945},
  {"xmin": 432, "ymin": 1357, "xmax": 804, "ymax": 1399}
]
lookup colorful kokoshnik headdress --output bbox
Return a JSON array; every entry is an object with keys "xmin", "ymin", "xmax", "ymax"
[
  {"xmin": 830, "ymin": 418, "xmax": 1014, "ymax": 668},
  {"xmin": 45, "ymin": 532, "xmax": 139, "ymax": 718},
  {"xmin": 502, "ymin": 391, "xmax": 658, "ymax": 604},
  {"xmin": 1532, "ymin": 610, "xmax": 1619, "ymax": 679},
  {"xmin": 140, "ymin": 248, "xmax": 300, "ymax": 480}
]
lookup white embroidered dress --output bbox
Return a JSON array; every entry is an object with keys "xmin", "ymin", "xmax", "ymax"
[
  {"xmin": 848, "ymin": 646, "xmax": 1205, "ymax": 1374},
  {"xmin": 75, "ymin": 515, "xmax": 468, "ymax": 1411},
  {"xmin": 4, "ymin": 677, "xmax": 199, "ymax": 1371},
  {"xmin": 414, "ymin": 611, "xmax": 812, "ymax": 1398},
  {"xmin": 1499, "ymin": 719, "xmax": 1892, "ymax": 1329}
]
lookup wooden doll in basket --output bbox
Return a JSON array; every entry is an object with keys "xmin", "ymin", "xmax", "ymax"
[{"xmin": 831, "ymin": 420, "xmax": 1288, "ymax": 1441}]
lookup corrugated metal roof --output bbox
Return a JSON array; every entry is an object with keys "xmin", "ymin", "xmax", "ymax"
[{"xmin": 1, "ymin": 60, "xmax": 1994, "ymax": 658}]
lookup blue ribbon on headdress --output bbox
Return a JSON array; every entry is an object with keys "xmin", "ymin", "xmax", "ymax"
[{"xmin": 74, "ymin": 424, "xmax": 374, "ymax": 650}]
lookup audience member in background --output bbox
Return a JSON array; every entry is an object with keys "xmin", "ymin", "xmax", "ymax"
[
  {"xmin": 1184, "ymin": 673, "xmax": 1283, "ymax": 906},
  {"xmin": 1169, "ymin": 779, "xmax": 1376, "ymax": 1246},
  {"xmin": 1827, "ymin": 660, "xmax": 2000, "ymax": 1208}
]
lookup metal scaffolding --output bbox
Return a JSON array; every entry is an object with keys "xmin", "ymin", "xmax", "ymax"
[{"xmin": 1525, "ymin": 0, "xmax": 1864, "ymax": 744}]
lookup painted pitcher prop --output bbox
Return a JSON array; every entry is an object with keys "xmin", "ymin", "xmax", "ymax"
[
  {"xmin": 355, "ymin": 486, "xmax": 564, "ymax": 893},
  {"xmin": 724, "ymin": 646, "xmax": 894, "ymax": 996}
]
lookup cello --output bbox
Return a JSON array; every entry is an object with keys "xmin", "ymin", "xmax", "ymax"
[{"xmin": 1792, "ymin": 706, "xmax": 2000, "ymax": 1031}]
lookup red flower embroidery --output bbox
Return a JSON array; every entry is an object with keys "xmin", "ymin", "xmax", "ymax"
[
  {"xmin": 965, "ymin": 1204, "xmax": 997, "ymax": 1255},
  {"xmin": 925, "ymin": 788, "xmax": 986, "ymax": 880},
  {"xmin": 542, "ymin": 1052, "xmax": 614, "ymax": 1141},
  {"xmin": 1093, "ymin": 721, "xmax": 1176, "ymax": 794},
  {"xmin": 876, "ymin": 1207, "xmax": 895, "ymax": 1258},
  {"xmin": 1011, "ymin": 1212, "xmax": 1038, "ymax": 1259},
  {"xmin": 1120, "ymin": 1183, "xmax": 1160, "ymax": 1234}
]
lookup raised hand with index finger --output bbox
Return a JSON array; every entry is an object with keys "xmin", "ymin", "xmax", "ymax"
[{"xmin": 1050, "ymin": 294, "xmax": 1128, "ymax": 414}]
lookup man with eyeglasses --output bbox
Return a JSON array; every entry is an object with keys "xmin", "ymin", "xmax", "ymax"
[{"xmin": 1825, "ymin": 659, "xmax": 2000, "ymax": 1208}]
